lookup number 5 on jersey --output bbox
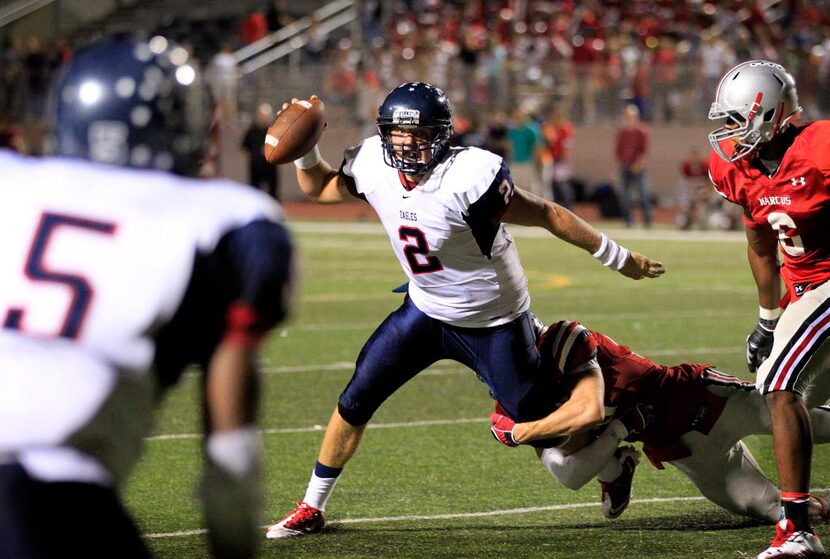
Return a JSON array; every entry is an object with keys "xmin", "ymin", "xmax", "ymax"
[{"xmin": 3, "ymin": 212, "xmax": 117, "ymax": 340}]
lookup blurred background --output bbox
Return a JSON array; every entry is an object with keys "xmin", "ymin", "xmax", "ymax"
[{"xmin": 2, "ymin": 0, "xmax": 830, "ymax": 228}]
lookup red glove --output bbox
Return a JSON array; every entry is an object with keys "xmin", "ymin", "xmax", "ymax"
[{"xmin": 490, "ymin": 412, "xmax": 518, "ymax": 447}]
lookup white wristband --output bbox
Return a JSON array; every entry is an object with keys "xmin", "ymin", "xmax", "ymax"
[
  {"xmin": 592, "ymin": 234, "xmax": 630, "ymax": 271},
  {"xmin": 206, "ymin": 426, "xmax": 262, "ymax": 479},
  {"xmin": 294, "ymin": 145, "xmax": 321, "ymax": 169},
  {"xmin": 759, "ymin": 306, "xmax": 781, "ymax": 321}
]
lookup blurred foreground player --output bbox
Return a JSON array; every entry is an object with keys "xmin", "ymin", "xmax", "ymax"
[
  {"xmin": 0, "ymin": 37, "xmax": 294, "ymax": 559},
  {"xmin": 266, "ymin": 82, "xmax": 664, "ymax": 538},
  {"xmin": 489, "ymin": 320, "xmax": 830, "ymax": 524},
  {"xmin": 708, "ymin": 60, "xmax": 830, "ymax": 558}
]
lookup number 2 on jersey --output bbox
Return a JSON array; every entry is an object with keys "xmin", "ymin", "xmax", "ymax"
[
  {"xmin": 3, "ymin": 212, "xmax": 116, "ymax": 339},
  {"xmin": 398, "ymin": 226, "xmax": 443, "ymax": 274}
]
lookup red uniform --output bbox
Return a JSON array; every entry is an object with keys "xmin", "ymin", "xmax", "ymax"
[
  {"xmin": 539, "ymin": 320, "xmax": 753, "ymax": 467},
  {"xmin": 709, "ymin": 121, "xmax": 830, "ymax": 301}
]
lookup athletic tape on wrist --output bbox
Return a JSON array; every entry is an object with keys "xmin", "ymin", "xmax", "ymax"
[
  {"xmin": 294, "ymin": 145, "xmax": 321, "ymax": 169},
  {"xmin": 592, "ymin": 234, "xmax": 630, "ymax": 271},
  {"xmin": 759, "ymin": 306, "xmax": 781, "ymax": 322}
]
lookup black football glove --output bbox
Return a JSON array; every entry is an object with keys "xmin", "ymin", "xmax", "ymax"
[{"xmin": 746, "ymin": 319, "xmax": 776, "ymax": 373}]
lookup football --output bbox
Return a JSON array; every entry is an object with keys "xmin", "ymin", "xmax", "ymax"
[{"xmin": 264, "ymin": 97, "xmax": 327, "ymax": 165}]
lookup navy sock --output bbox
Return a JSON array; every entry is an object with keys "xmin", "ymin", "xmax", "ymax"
[{"xmin": 314, "ymin": 461, "xmax": 343, "ymax": 479}]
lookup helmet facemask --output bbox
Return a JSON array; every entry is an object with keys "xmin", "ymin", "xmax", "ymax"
[{"xmin": 378, "ymin": 124, "xmax": 451, "ymax": 176}]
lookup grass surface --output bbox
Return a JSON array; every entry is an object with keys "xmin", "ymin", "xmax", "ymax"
[{"xmin": 125, "ymin": 222, "xmax": 829, "ymax": 558}]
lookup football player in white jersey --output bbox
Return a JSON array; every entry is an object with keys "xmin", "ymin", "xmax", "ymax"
[
  {"xmin": 0, "ymin": 37, "xmax": 294, "ymax": 559},
  {"xmin": 266, "ymin": 82, "xmax": 665, "ymax": 538}
]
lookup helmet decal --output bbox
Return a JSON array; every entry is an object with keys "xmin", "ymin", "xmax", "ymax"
[{"xmin": 392, "ymin": 108, "xmax": 421, "ymax": 125}]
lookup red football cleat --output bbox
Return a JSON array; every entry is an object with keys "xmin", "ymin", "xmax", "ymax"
[{"xmin": 265, "ymin": 501, "xmax": 325, "ymax": 539}]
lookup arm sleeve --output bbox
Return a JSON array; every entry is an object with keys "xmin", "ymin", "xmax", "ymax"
[{"xmin": 218, "ymin": 219, "xmax": 294, "ymax": 347}]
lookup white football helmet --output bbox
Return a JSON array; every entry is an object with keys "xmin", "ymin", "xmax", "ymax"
[{"xmin": 708, "ymin": 60, "xmax": 802, "ymax": 162}]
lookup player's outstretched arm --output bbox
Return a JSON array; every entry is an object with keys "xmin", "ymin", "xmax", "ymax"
[
  {"xmin": 510, "ymin": 368, "xmax": 605, "ymax": 444},
  {"xmin": 502, "ymin": 188, "xmax": 665, "ymax": 279}
]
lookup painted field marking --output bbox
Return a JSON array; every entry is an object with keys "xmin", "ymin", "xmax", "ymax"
[{"xmin": 142, "ymin": 496, "xmax": 707, "ymax": 539}]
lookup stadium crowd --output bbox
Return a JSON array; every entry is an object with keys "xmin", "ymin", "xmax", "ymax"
[{"xmin": 2, "ymin": 0, "xmax": 829, "ymax": 226}]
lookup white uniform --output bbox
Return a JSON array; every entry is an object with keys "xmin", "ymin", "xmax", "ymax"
[
  {"xmin": 341, "ymin": 136, "xmax": 529, "ymax": 327},
  {"xmin": 0, "ymin": 151, "xmax": 284, "ymax": 486}
]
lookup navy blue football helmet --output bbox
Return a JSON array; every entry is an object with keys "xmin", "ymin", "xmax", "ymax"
[
  {"xmin": 51, "ymin": 36, "xmax": 210, "ymax": 176},
  {"xmin": 377, "ymin": 82, "xmax": 453, "ymax": 175}
]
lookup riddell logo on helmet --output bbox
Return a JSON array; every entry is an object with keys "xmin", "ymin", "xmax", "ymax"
[{"xmin": 392, "ymin": 109, "xmax": 420, "ymax": 125}]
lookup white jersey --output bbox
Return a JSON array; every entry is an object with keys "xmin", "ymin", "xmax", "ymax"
[
  {"xmin": 341, "ymin": 136, "xmax": 529, "ymax": 327},
  {"xmin": 0, "ymin": 151, "xmax": 285, "ymax": 485}
]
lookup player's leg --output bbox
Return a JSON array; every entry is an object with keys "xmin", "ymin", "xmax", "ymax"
[
  {"xmin": 536, "ymin": 423, "xmax": 629, "ymax": 491},
  {"xmin": 266, "ymin": 296, "xmax": 442, "ymax": 538},
  {"xmin": 452, "ymin": 311, "xmax": 548, "ymax": 423},
  {"xmin": 671, "ymin": 436, "xmax": 780, "ymax": 522},
  {"xmin": 755, "ymin": 283, "xmax": 830, "ymax": 557},
  {"xmin": 0, "ymin": 463, "xmax": 151, "ymax": 558}
]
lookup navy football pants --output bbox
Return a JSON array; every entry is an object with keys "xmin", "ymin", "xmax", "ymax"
[
  {"xmin": 337, "ymin": 296, "xmax": 554, "ymax": 425},
  {"xmin": 0, "ymin": 463, "xmax": 151, "ymax": 559}
]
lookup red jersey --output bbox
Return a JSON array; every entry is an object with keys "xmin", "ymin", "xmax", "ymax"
[
  {"xmin": 709, "ymin": 121, "xmax": 830, "ymax": 300},
  {"xmin": 539, "ymin": 321, "xmax": 752, "ymax": 467}
]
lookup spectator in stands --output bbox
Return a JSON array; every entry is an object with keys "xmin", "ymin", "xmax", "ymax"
[
  {"xmin": 484, "ymin": 108, "xmax": 510, "ymax": 160},
  {"xmin": 240, "ymin": 7, "xmax": 268, "ymax": 45},
  {"xmin": 675, "ymin": 145, "xmax": 710, "ymax": 230},
  {"xmin": 206, "ymin": 44, "xmax": 238, "ymax": 118},
  {"xmin": 305, "ymin": 15, "xmax": 328, "ymax": 93},
  {"xmin": 22, "ymin": 36, "xmax": 49, "ymax": 123},
  {"xmin": 266, "ymin": 0, "xmax": 293, "ymax": 33},
  {"xmin": 651, "ymin": 35, "xmax": 680, "ymax": 123},
  {"xmin": 614, "ymin": 104, "xmax": 652, "ymax": 228},
  {"xmin": 242, "ymin": 103, "xmax": 280, "ymax": 200},
  {"xmin": 507, "ymin": 105, "xmax": 544, "ymax": 199},
  {"xmin": 539, "ymin": 105, "xmax": 575, "ymax": 208},
  {"xmin": 0, "ymin": 38, "xmax": 22, "ymax": 121}
]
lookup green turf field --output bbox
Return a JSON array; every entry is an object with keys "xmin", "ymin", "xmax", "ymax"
[{"xmin": 127, "ymin": 222, "xmax": 830, "ymax": 558}]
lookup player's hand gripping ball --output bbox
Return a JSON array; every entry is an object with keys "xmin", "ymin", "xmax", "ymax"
[{"xmin": 264, "ymin": 96, "xmax": 327, "ymax": 165}]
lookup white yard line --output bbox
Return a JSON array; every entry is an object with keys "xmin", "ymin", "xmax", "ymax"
[
  {"xmin": 142, "ymin": 496, "xmax": 709, "ymax": 539},
  {"xmin": 146, "ymin": 417, "xmax": 489, "ymax": 441}
]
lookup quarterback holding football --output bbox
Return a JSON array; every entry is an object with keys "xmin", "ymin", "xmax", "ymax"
[{"xmin": 265, "ymin": 82, "xmax": 665, "ymax": 538}]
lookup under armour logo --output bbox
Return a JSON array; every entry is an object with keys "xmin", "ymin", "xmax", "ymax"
[
  {"xmin": 791, "ymin": 177, "xmax": 806, "ymax": 186},
  {"xmin": 794, "ymin": 282, "xmax": 811, "ymax": 297}
]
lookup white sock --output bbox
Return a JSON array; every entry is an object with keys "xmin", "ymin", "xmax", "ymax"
[
  {"xmin": 597, "ymin": 458, "xmax": 623, "ymax": 483},
  {"xmin": 596, "ymin": 420, "xmax": 628, "ymax": 483},
  {"xmin": 302, "ymin": 472, "xmax": 340, "ymax": 511}
]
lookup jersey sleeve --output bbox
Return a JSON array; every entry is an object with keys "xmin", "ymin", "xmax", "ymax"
[
  {"xmin": 461, "ymin": 160, "xmax": 514, "ymax": 258},
  {"xmin": 338, "ymin": 142, "xmax": 365, "ymax": 201},
  {"xmin": 217, "ymin": 219, "xmax": 294, "ymax": 348}
]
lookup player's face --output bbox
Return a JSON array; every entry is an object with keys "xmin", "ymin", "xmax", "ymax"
[{"xmin": 388, "ymin": 126, "xmax": 435, "ymax": 172}]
